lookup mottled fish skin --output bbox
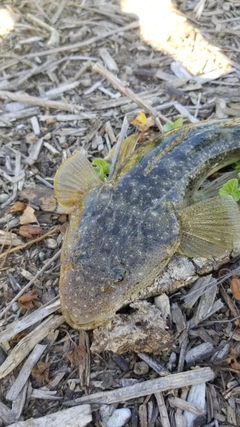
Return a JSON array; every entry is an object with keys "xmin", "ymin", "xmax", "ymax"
[{"xmin": 59, "ymin": 118, "xmax": 240, "ymax": 329}]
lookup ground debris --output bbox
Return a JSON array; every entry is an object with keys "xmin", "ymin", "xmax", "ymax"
[
  {"xmin": 1, "ymin": 0, "xmax": 240, "ymax": 425},
  {"xmin": 91, "ymin": 300, "xmax": 173, "ymax": 354}
]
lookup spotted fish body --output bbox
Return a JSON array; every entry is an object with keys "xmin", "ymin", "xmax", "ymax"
[{"xmin": 54, "ymin": 118, "xmax": 240, "ymax": 329}]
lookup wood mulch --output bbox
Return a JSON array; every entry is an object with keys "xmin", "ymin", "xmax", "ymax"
[{"xmin": 1, "ymin": 0, "xmax": 240, "ymax": 426}]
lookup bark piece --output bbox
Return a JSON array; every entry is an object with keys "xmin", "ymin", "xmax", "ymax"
[{"xmin": 91, "ymin": 300, "xmax": 173, "ymax": 354}]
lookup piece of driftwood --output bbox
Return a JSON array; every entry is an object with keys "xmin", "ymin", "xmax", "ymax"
[
  {"xmin": 0, "ymin": 315, "xmax": 64, "ymax": 379},
  {"xmin": 0, "ymin": 401, "xmax": 16, "ymax": 425},
  {"xmin": 30, "ymin": 389, "xmax": 61, "ymax": 400},
  {"xmin": 0, "ymin": 383, "xmax": 27, "ymax": 425},
  {"xmin": 0, "ymin": 299, "xmax": 60, "ymax": 342},
  {"xmin": 78, "ymin": 330, "xmax": 90, "ymax": 387},
  {"xmin": 7, "ymin": 405, "xmax": 92, "ymax": 427},
  {"xmin": 0, "ymin": 107, "xmax": 40, "ymax": 126},
  {"xmin": 184, "ymin": 383, "xmax": 206, "ymax": 427},
  {"xmin": 169, "ymin": 396, "xmax": 206, "ymax": 416},
  {"xmin": 155, "ymin": 392, "xmax": 171, "ymax": 427},
  {"xmin": 6, "ymin": 344, "xmax": 47, "ymax": 400},
  {"xmin": 99, "ymin": 47, "xmax": 119, "ymax": 72},
  {"xmin": 185, "ymin": 342, "xmax": 214, "ymax": 364},
  {"xmin": 64, "ymin": 367, "xmax": 214, "ymax": 405},
  {"xmin": 0, "ymin": 90, "xmax": 83, "ymax": 113}
]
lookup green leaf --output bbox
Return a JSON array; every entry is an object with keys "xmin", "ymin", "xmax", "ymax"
[
  {"xmin": 92, "ymin": 158, "xmax": 110, "ymax": 181},
  {"xmin": 163, "ymin": 118, "xmax": 183, "ymax": 132},
  {"xmin": 171, "ymin": 117, "xmax": 183, "ymax": 129},
  {"xmin": 234, "ymin": 160, "xmax": 240, "ymax": 170},
  {"xmin": 219, "ymin": 178, "xmax": 240, "ymax": 202},
  {"xmin": 163, "ymin": 122, "xmax": 174, "ymax": 132}
]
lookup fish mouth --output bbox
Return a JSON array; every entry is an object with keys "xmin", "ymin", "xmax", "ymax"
[{"xmin": 62, "ymin": 307, "xmax": 113, "ymax": 330}]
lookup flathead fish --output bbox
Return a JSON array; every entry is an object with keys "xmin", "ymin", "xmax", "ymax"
[{"xmin": 54, "ymin": 118, "xmax": 240, "ymax": 329}]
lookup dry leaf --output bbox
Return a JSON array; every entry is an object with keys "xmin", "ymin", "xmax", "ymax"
[
  {"xmin": 131, "ymin": 111, "xmax": 155, "ymax": 135},
  {"xmin": 224, "ymin": 348, "xmax": 240, "ymax": 370},
  {"xmin": 9, "ymin": 201, "xmax": 27, "ymax": 212},
  {"xmin": 19, "ymin": 224, "xmax": 43, "ymax": 239},
  {"xmin": 19, "ymin": 205, "xmax": 38, "ymax": 225},
  {"xmin": 31, "ymin": 361, "xmax": 50, "ymax": 385},
  {"xmin": 58, "ymin": 214, "xmax": 67, "ymax": 223},
  {"xmin": 231, "ymin": 358, "xmax": 240, "ymax": 370},
  {"xmin": 131, "ymin": 111, "xmax": 147, "ymax": 130},
  {"xmin": 45, "ymin": 117, "xmax": 57, "ymax": 126},
  {"xmin": 65, "ymin": 345, "xmax": 86, "ymax": 368},
  {"xmin": 18, "ymin": 289, "xmax": 38, "ymax": 310},
  {"xmin": 230, "ymin": 277, "xmax": 240, "ymax": 300},
  {"xmin": 59, "ymin": 222, "xmax": 68, "ymax": 235}
]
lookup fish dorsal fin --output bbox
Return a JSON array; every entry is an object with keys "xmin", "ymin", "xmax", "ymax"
[
  {"xmin": 177, "ymin": 195, "xmax": 240, "ymax": 258},
  {"xmin": 118, "ymin": 133, "xmax": 139, "ymax": 166},
  {"xmin": 54, "ymin": 151, "xmax": 102, "ymax": 207},
  {"xmin": 107, "ymin": 133, "xmax": 139, "ymax": 179}
]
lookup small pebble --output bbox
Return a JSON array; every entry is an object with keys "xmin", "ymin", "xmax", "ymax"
[
  {"xmin": 107, "ymin": 408, "xmax": 131, "ymax": 427},
  {"xmin": 0, "ymin": 194, "xmax": 9, "ymax": 203},
  {"xmin": 134, "ymin": 361, "xmax": 149, "ymax": 375},
  {"xmin": 100, "ymin": 404, "xmax": 114, "ymax": 424},
  {"xmin": 46, "ymin": 238, "xmax": 58, "ymax": 249},
  {"xmin": 12, "ymin": 302, "xmax": 19, "ymax": 312},
  {"xmin": 38, "ymin": 251, "xmax": 46, "ymax": 261}
]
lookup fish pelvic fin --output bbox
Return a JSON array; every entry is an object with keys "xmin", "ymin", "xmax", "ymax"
[
  {"xmin": 54, "ymin": 151, "xmax": 102, "ymax": 207},
  {"xmin": 177, "ymin": 195, "xmax": 240, "ymax": 258}
]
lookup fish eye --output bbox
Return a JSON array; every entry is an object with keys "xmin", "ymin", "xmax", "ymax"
[{"xmin": 111, "ymin": 265, "xmax": 126, "ymax": 283}]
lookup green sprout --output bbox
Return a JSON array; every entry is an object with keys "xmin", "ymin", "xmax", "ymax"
[
  {"xmin": 92, "ymin": 158, "xmax": 110, "ymax": 182},
  {"xmin": 219, "ymin": 175, "xmax": 240, "ymax": 202},
  {"xmin": 234, "ymin": 160, "xmax": 240, "ymax": 170},
  {"xmin": 92, "ymin": 117, "xmax": 184, "ymax": 181},
  {"xmin": 163, "ymin": 118, "xmax": 183, "ymax": 132}
]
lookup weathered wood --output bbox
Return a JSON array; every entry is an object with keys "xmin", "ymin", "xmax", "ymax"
[
  {"xmin": 0, "ymin": 316, "xmax": 64, "ymax": 379},
  {"xmin": 64, "ymin": 367, "xmax": 214, "ymax": 405},
  {"xmin": 6, "ymin": 344, "xmax": 47, "ymax": 400},
  {"xmin": 8, "ymin": 405, "xmax": 92, "ymax": 427}
]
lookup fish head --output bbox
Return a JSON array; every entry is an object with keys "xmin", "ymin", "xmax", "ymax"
[
  {"xmin": 54, "ymin": 150, "xmax": 180, "ymax": 329},
  {"xmin": 59, "ymin": 190, "xmax": 180, "ymax": 330}
]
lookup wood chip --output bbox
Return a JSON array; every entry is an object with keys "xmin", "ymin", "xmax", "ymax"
[
  {"xmin": 8, "ymin": 405, "xmax": 92, "ymax": 427},
  {"xmin": 0, "ymin": 315, "xmax": 64, "ymax": 379},
  {"xmin": 6, "ymin": 344, "xmax": 47, "ymax": 401},
  {"xmin": 64, "ymin": 367, "xmax": 214, "ymax": 405}
]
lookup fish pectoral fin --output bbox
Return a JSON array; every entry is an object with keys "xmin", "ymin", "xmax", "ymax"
[
  {"xmin": 177, "ymin": 195, "xmax": 240, "ymax": 258},
  {"xmin": 54, "ymin": 151, "xmax": 102, "ymax": 207}
]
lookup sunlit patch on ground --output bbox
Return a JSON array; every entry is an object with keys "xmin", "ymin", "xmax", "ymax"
[
  {"xmin": 0, "ymin": 8, "xmax": 15, "ymax": 38},
  {"xmin": 120, "ymin": 0, "xmax": 231, "ymax": 76}
]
